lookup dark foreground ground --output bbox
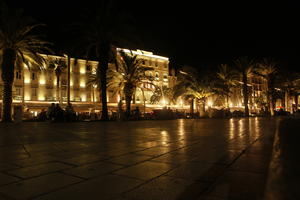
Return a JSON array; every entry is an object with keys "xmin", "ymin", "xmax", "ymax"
[{"xmin": 0, "ymin": 118, "xmax": 285, "ymax": 199}]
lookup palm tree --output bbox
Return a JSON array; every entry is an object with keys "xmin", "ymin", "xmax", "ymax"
[
  {"xmin": 277, "ymin": 70, "xmax": 300, "ymax": 113},
  {"xmin": 173, "ymin": 66, "xmax": 213, "ymax": 117},
  {"xmin": 107, "ymin": 50, "xmax": 153, "ymax": 118},
  {"xmin": 0, "ymin": 3, "xmax": 50, "ymax": 122},
  {"xmin": 216, "ymin": 64, "xmax": 238, "ymax": 108},
  {"xmin": 234, "ymin": 57, "xmax": 254, "ymax": 117},
  {"xmin": 48, "ymin": 58, "xmax": 67, "ymax": 104},
  {"xmin": 150, "ymin": 86, "xmax": 175, "ymax": 105},
  {"xmin": 256, "ymin": 58, "xmax": 277, "ymax": 116},
  {"xmin": 70, "ymin": 0, "xmax": 137, "ymax": 121}
]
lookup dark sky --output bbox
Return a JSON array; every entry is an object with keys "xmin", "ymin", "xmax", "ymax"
[{"xmin": 8, "ymin": 0, "xmax": 300, "ymax": 71}]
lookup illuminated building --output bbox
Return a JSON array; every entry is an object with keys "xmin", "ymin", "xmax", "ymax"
[{"xmin": 0, "ymin": 49, "xmax": 175, "ymax": 112}]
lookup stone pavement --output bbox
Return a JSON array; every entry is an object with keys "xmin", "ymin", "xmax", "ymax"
[{"xmin": 0, "ymin": 118, "xmax": 279, "ymax": 200}]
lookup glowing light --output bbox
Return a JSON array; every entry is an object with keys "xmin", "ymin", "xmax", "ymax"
[
  {"xmin": 23, "ymin": 63, "xmax": 29, "ymax": 69},
  {"xmin": 38, "ymin": 95, "xmax": 45, "ymax": 101},
  {"xmin": 117, "ymin": 48, "xmax": 169, "ymax": 61},
  {"xmin": 70, "ymin": 81, "xmax": 73, "ymax": 87},
  {"xmin": 207, "ymin": 101, "xmax": 213, "ymax": 107},
  {"xmin": 229, "ymin": 103, "xmax": 233, "ymax": 107},
  {"xmin": 24, "ymin": 77, "xmax": 30, "ymax": 84},
  {"xmin": 81, "ymin": 94, "xmax": 87, "ymax": 102},
  {"xmin": 80, "ymin": 82, "xmax": 86, "ymax": 88},
  {"xmin": 180, "ymin": 99, "xmax": 183, "ymax": 106},
  {"xmin": 39, "ymin": 78, "xmax": 46, "ymax": 85},
  {"xmin": 25, "ymin": 94, "xmax": 31, "ymax": 101},
  {"xmin": 80, "ymin": 68, "xmax": 86, "ymax": 74}
]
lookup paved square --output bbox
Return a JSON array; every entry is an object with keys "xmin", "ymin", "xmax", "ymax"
[{"xmin": 0, "ymin": 118, "xmax": 278, "ymax": 199}]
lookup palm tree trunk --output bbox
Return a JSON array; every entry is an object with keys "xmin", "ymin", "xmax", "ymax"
[
  {"xmin": 56, "ymin": 75, "xmax": 60, "ymax": 103},
  {"xmin": 190, "ymin": 98, "xmax": 194, "ymax": 115},
  {"xmin": 226, "ymin": 94, "xmax": 230, "ymax": 109},
  {"xmin": 141, "ymin": 88, "xmax": 146, "ymax": 114},
  {"xmin": 99, "ymin": 44, "xmax": 110, "ymax": 121},
  {"xmin": 267, "ymin": 79, "xmax": 274, "ymax": 116},
  {"xmin": 285, "ymin": 90, "xmax": 289, "ymax": 112},
  {"xmin": 242, "ymin": 73, "xmax": 249, "ymax": 117},
  {"xmin": 124, "ymin": 84, "xmax": 134, "ymax": 119},
  {"xmin": 270, "ymin": 96, "xmax": 274, "ymax": 116},
  {"xmin": 1, "ymin": 48, "xmax": 17, "ymax": 122},
  {"xmin": 125, "ymin": 93, "xmax": 132, "ymax": 119},
  {"xmin": 67, "ymin": 56, "xmax": 71, "ymax": 105},
  {"xmin": 295, "ymin": 94, "xmax": 299, "ymax": 112},
  {"xmin": 199, "ymin": 100, "xmax": 206, "ymax": 118}
]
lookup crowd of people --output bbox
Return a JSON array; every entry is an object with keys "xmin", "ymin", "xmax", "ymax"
[{"xmin": 35, "ymin": 103, "xmax": 77, "ymax": 122}]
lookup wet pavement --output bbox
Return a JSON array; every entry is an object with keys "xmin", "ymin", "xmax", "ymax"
[{"xmin": 0, "ymin": 118, "xmax": 279, "ymax": 200}]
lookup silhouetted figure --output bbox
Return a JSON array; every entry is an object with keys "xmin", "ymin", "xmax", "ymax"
[
  {"xmin": 54, "ymin": 104, "xmax": 64, "ymax": 122},
  {"xmin": 37, "ymin": 109, "xmax": 47, "ymax": 121},
  {"xmin": 46, "ymin": 103, "xmax": 56, "ymax": 121},
  {"xmin": 65, "ymin": 103, "xmax": 76, "ymax": 121},
  {"xmin": 117, "ymin": 101, "xmax": 124, "ymax": 120},
  {"xmin": 23, "ymin": 108, "xmax": 32, "ymax": 120},
  {"xmin": 133, "ymin": 107, "xmax": 140, "ymax": 120}
]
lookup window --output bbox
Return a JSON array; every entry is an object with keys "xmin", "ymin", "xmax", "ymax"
[
  {"xmin": 86, "ymin": 65, "xmax": 91, "ymax": 71},
  {"xmin": 32, "ymin": 88, "xmax": 37, "ymax": 96},
  {"xmin": 16, "ymin": 71, "xmax": 22, "ymax": 79},
  {"xmin": 32, "ymin": 73, "xmax": 36, "ymax": 80},
  {"xmin": 16, "ymin": 87, "xmax": 21, "ymax": 95}
]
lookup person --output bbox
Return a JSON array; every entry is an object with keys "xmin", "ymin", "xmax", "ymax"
[
  {"xmin": 47, "ymin": 103, "xmax": 56, "ymax": 121},
  {"xmin": 23, "ymin": 108, "xmax": 32, "ymax": 120},
  {"xmin": 37, "ymin": 109, "xmax": 47, "ymax": 121},
  {"xmin": 117, "ymin": 100, "xmax": 124, "ymax": 120},
  {"xmin": 54, "ymin": 104, "xmax": 64, "ymax": 122},
  {"xmin": 133, "ymin": 106, "xmax": 140, "ymax": 120},
  {"xmin": 65, "ymin": 103, "xmax": 76, "ymax": 121}
]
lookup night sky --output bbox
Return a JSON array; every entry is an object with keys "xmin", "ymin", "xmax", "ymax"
[{"xmin": 8, "ymin": 0, "xmax": 300, "ymax": 71}]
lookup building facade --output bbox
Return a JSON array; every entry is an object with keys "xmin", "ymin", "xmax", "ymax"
[{"xmin": 0, "ymin": 49, "xmax": 174, "ymax": 115}]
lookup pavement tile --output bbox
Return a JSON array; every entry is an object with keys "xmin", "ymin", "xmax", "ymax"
[
  {"xmin": 150, "ymin": 153, "xmax": 193, "ymax": 165},
  {"xmin": 123, "ymin": 176, "xmax": 208, "ymax": 200},
  {"xmin": 165, "ymin": 163, "xmax": 226, "ymax": 182},
  {"xmin": 63, "ymin": 162, "xmax": 123, "ymax": 178},
  {"xmin": 0, "ymin": 163, "xmax": 19, "ymax": 171},
  {"xmin": 5, "ymin": 162, "xmax": 74, "ymax": 178},
  {"xmin": 113, "ymin": 161, "xmax": 174, "ymax": 180},
  {"xmin": 107, "ymin": 154, "xmax": 152, "ymax": 166},
  {"xmin": 192, "ymin": 150, "xmax": 241, "ymax": 165},
  {"xmin": 0, "ymin": 173, "xmax": 82, "ymax": 200},
  {"xmin": 0, "ymin": 173, "xmax": 20, "ymax": 186},
  {"xmin": 204, "ymin": 171, "xmax": 266, "ymax": 200},
  {"xmin": 60, "ymin": 154, "xmax": 109, "ymax": 166},
  {"xmin": 34, "ymin": 174, "xmax": 143, "ymax": 200},
  {"xmin": 197, "ymin": 196, "xmax": 225, "ymax": 200},
  {"xmin": 229, "ymin": 154, "xmax": 270, "ymax": 173},
  {"xmin": 135, "ymin": 146, "xmax": 175, "ymax": 157},
  {"xmin": 9, "ymin": 155, "xmax": 58, "ymax": 167}
]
